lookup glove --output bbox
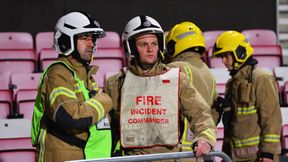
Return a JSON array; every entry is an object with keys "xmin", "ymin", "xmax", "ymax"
[{"xmin": 214, "ymin": 96, "xmax": 231, "ymax": 112}]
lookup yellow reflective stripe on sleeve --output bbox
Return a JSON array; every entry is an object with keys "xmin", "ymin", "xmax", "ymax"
[
  {"xmin": 86, "ymin": 99, "xmax": 105, "ymax": 121},
  {"xmin": 200, "ymin": 128, "xmax": 216, "ymax": 143},
  {"xmin": 262, "ymin": 134, "xmax": 280, "ymax": 143},
  {"xmin": 49, "ymin": 87, "xmax": 77, "ymax": 106},
  {"xmin": 183, "ymin": 65, "xmax": 193, "ymax": 85},
  {"xmin": 237, "ymin": 105, "xmax": 256, "ymax": 115},
  {"xmin": 232, "ymin": 136, "xmax": 260, "ymax": 148},
  {"xmin": 181, "ymin": 119, "xmax": 193, "ymax": 151}
]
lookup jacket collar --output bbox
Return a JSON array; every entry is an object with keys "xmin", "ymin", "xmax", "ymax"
[
  {"xmin": 172, "ymin": 51, "xmax": 202, "ymax": 62},
  {"xmin": 232, "ymin": 65, "xmax": 253, "ymax": 80},
  {"xmin": 128, "ymin": 59, "xmax": 168, "ymax": 77},
  {"xmin": 58, "ymin": 55, "xmax": 98, "ymax": 78}
]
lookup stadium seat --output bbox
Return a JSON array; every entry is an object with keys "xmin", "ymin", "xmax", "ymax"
[
  {"xmin": 282, "ymin": 124, "xmax": 288, "ymax": 156},
  {"xmin": 203, "ymin": 30, "xmax": 225, "ymax": 66},
  {"xmin": 274, "ymin": 67, "xmax": 288, "ymax": 105},
  {"xmin": 0, "ymin": 32, "xmax": 33, "ymax": 49},
  {"xmin": 215, "ymin": 127, "xmax": 224, "ymax": 151},
  {"xmin": 252, "ymin": 45, "xmax": 282, "ymax": 70},
  {"xmin": 39, "ymin": 48, "xmax": 58, "ymax": 71},
  {"xmin": 0, "ymin": 149, "xmax": 36, "ymax": 162},
  {"xmin": 97, "ymin": 31, "xmax": 121, "ymax": 48},
  {"xmin": 241, "ymin": 29, "xmax": 277, "ymax": 46},
  {"xmin": 0, "ymin": 32, "xmax": 36, "ymax": 74},
  {"xmin": 203, "ymin": 30, "xmax": 225, "ymax": 49},
  {"xmin": 35, "ymin": 32, "xmax": 54, "ymax": 63},
  {"xmin": 274, "ymin": 67, "xmax": 288, "ymax": 88},
  {"xmin": 0, "ymin": 49, "xmax": 35, "ymax": 74},
  {"xmin": 284, "ymin": 82, "xmax": 288, "ymax": 105},
  {"xmin": 210, "ymin": 68, "xmax": 230, "ymax": 97},
  {"xmin": 0, "ymin": 119, "xmax": 35, "ymax": 162},
  {"xmin": 91, "ymin": 48, "xmax": 125, "ymax": 82},
  {"xmin": 0, "ymin": 73, "xmax": 12, "ymax": 119},
  {"xmin": 10, "ymin": 73, "xmax": 41, "ymax": 119}
]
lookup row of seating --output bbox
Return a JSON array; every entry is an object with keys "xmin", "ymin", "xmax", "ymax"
[
  {"xmin": 1, "ymin": 65, "xmax": 288, "ymax": 120},
  {"xmin": 0, "ymin": 29, "xmax": 283, "ymax": 72}
]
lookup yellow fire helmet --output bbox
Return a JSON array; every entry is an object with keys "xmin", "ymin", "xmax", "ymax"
[
  {"xmin": 165, "ymin": 21, "xmax": 206, "ymax": 59},
  {"xmin": 212, "ymin": 30, "xmax": 254, "ymax": 65}
]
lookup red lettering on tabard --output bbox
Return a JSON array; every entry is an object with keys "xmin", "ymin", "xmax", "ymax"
[
  {"xmin": 135, "ymin": 96, "xmax": 162, "ymax": 105},
  {"xmin": 127, "ymin": 118, "xmax": 169, "ymax": 124}
]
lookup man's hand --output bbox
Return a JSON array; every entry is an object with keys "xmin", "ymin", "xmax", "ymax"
[
  {"xmin": 193, "ymin": 140, "xmax": 212, "ymax": 157},
  {"xmin": 259, "ymin": 157, "xmax": 273, "ymax": 162}
]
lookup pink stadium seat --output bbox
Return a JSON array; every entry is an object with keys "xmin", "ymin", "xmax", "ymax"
[
  {"xmin": 10, "ymin": 73, "xmax": 41, "ymax": 119},
  {"xmin": 0, "ymin": 149, "xmax": 36, "ymax": 162},
  {"xmin": 0, "ymin": 49, "xmax": 35, "ymax": 74},
  {"xmin": 241, "ymin": 29, "xmax": 277, "ymax": 46},
  {"xmin": 97, "ymin": 31, "xmax": 121, "ymax": 48},
  {"xmin": 284, "ymin": 82, "xmax": 288, "ymax": 105},
  {"xmin": 0, "ymin": 138, "xmax": 33, "ymax": 151},
  {"xmin": 92, "ymin": 48, "xmax": 125, "ymax": 78},
  {"xmin": 274, "ymin": 67, "xmax": 288, "ymax": 104},
  {"xmin": 39, "ymin": 48, "xmax": 58, "ymax": 71},
  {"xmin": 0, "ymin": 119, "xmax": 35, "ymax": 162},
  {"xmin": 35, "ymin": 32, "xmax": 54, "ymax": 62},
  {"xmin": 0, "ymin": 73, "xmax": 12, "ymax": 119},
  {"xmin": 214, "ymin": 127, "xmax": 224, "ymax": 162},
  {"xmin": 203, "ymin": 30, "xmax": 225, "ymax": 49},
  {"xmin": 203, "ymin": 30, "xmax": 225, "ymax": 66},
  {"xmin": 282, "ymin": 124, "xmax": 288, "ymax": 155},
  {"xmin": 0, "ymin": 32, "xmax": 35, "ymax": 73},
  {"xmin": 0, "ymin": 32, "xmax": 33, "ymax": 49},
  {"xmin": 215, "ymin": 127, "xmax": 224, "ymax": 151},
  {"xmin": 252, "ymin": 45, "xmax": 282, "ymax": 69}
]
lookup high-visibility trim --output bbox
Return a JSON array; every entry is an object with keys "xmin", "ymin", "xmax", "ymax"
[
  {"xmin": 200, "ymin": 128, "xmax": 216, "ymax": 143},
  {"xmin": 232, "ymin": 136, "xmax": 260, "ymax": 148},
  {"xmin": 237, "ymin": 105, "xmax": 256, "ymax": 115},
  {"xmin": 38, "ymin": 129, "xmax": 47, "ymax": 162},
  {"xmin": 183, "ymin": 65, "xmax": 193, "ymax": 85},
  {"xmin": 86, "ymin": 99, "xmax": 105, "ymax": 121},
  {"xmin": 262, "ymin": 134, "xmax": 280, "ymax": 143},
  {"xmin": 92, "ymin": 82, "xmax": 99, "ymax": 91},
  {"xmin": 74, "ymin": 83, "xmax": 81, "ymax": 93},
  {"xmin": 49, "ymin": 87, "xmax": 77, "ymax": 106},
  {"xmin": 182, "ymin": 145, "xmax": 192, "ymax": 151},
  {"xmin": 181, "ymin": 119, "xmax": 193, "ymax": 151}
]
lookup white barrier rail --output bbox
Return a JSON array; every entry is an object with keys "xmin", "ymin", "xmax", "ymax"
[{"xmin": 66, "ymin": 151, "xmax": 232, "ymax": 162}]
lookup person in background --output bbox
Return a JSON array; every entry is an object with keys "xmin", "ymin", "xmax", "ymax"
[
  {"xmin": 212, "ymin": 30, "xmax": 282, "ymax": 162},
  {"xmin": 31, "ymin": 11, "xmax": 113, "ymax": 162},
  {"xmin": 104, "ymin": 15, "xmax": 216, "ymax": 161},
  {"xmin": 164, "ymin": 22, "xmax": 218, "ymax": 153}
]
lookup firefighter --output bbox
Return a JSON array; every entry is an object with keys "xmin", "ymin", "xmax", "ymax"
[
  {"xmin": 104, "ymin": 15, "xmax": 216, "ymax": 160},
  {"xmin": 165, "ymin": 21, "xmax": 218, "ymax": 152},
  {"xmin": 31, "ymin": 11, "xmax": 113, "ymax": 162},
  {"xmin": 212, "ymin": 30, "xmax": 282, "ymax": 162}
]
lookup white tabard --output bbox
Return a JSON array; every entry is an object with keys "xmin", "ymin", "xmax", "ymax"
[{"xmin": 120, "ymin": 68, "xmax": 180, "ymax": 148}]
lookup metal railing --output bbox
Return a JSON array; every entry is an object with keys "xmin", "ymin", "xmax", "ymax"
[{"xmin": 66, "ymin": 151, "xmax": 232, "ymax": 162}]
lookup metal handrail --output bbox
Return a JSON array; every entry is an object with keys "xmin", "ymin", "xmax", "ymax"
[{"xmin": 66, "ymin": 151, "xmax": 232, "ymax": 162}]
